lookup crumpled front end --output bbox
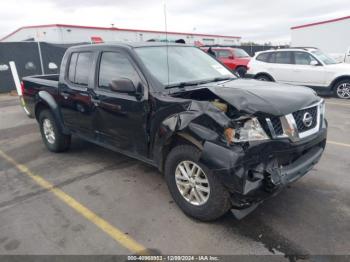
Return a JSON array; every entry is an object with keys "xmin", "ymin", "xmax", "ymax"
[
  {"xmin": 153, "ymin": 86, "xmax": 327, "ymax": 219},
  {"xmin": 198, "ymin": 100, "xmax": 327, "ymax": 219}
]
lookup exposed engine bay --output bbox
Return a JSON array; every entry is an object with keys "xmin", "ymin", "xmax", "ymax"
[{"xmin": 171, "ymin": 88, "xmax": 240, "ymax": 119}]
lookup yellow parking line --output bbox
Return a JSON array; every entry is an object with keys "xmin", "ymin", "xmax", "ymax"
[
  {"xmin": 326, "ymin": 101, "xmax": 350, "ymax": 107},
  {"xmin": 0, "ymin": 149, "xmax": 148, "ymax": 255},
  {"xmin": 327, "ymin": 141, "xmax": 350, "ymax": 148}
]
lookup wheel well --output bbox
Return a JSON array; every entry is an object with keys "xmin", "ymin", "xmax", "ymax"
[
  {"xmin": 331, "ymin": 76, "xmax": 350, "ymax": 90},
  {"xmin": 254, "ymin": 73, "xmax": 274, "ymax": 81},
  {"xmin": 160, "ymin": 134, "xmax": 202, "ymax": 172},
  {"xmin": 34, "ymin": 102, "xmax": 50, "ymax": 121}
]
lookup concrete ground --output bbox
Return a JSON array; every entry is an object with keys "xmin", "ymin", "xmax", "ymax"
[{"xmin": 0, "ymin": 94, "xmax": 349, "ymax": 260}]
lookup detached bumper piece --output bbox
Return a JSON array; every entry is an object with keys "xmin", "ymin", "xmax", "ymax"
[
  {"xmin": 269, "ymin": 146, "xmax": 323, "ymax": 186},
  {"xmin": 230, "ymin": 143, "xmax": 325, "ymax": 220}
]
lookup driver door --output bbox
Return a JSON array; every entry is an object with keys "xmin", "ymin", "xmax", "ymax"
[
  {"xmin": 216, "ymin": 50, "xmax": 236, "ymax": 70},
  {"xmin": 290, "ymin": 51, "xmax": 325, "ymax": 86},
  {"xmin": 93, "ymin": 51, "xmax": 149, "ymax": 157}
]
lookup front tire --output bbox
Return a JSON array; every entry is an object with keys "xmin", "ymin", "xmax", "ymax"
[
  {"xmin": 333, "ymin": 80, "xmax": 350, "ymax": 99},
  {"xmin": 235, "ymin": 66, "xmax": 247, "ymax": 77},
  {"xmin": 38, "ymin": 110, "xmax": 71, "ymax": 152},
  {"xmin": 164, "ymin": 145, "xmax": 231, "ymax": 221},
  {"xmin": 255, "ymin": 74, "xmax": 272, "ymax": 81}
]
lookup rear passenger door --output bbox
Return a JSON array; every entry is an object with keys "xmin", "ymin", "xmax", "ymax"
[
  {"xmin": 290, "ymin": 51, "xmax": 325, "ymax": 86},
  {"xmin": 267, "ymin": 51, "xmax": 294, "ymax": 84},
  {"xmin": 59, "ymin": 51, "xmax": 97, "ymax": 138}
]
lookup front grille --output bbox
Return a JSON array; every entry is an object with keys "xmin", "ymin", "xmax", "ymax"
[
  {"xmin": 270, "ymin": 117, "xmax": 283, "ymax": 136},
  {"xmin": 292, "ymin": 106, "xmax": 318, "ymax": 132}
]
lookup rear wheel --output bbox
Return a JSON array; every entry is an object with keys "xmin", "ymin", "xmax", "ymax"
[
  {"xmin": 38, "ymin": 110, "xmax": 71, "ymax": 152},
  {"xmin": 255, "ymin": 74, "xmax": 272, "ymax": 82},
  {"xmin": 164, "ymin": 145, "xmax": 231, "ymax": 221},
  {"xmin": 333, "ymin": 80, "xmax": 350, "ymax": 99}
]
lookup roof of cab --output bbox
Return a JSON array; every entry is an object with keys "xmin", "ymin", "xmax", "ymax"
[{"xmin": 68, "ymin": 42, "xmax": 192, "ymax": 51}]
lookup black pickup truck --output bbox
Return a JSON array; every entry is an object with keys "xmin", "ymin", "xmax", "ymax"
[{"xmin": 22, "ymin": 43, "xmax": 327, "ymax": 221}]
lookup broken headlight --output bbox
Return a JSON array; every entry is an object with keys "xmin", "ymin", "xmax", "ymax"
[{"xmin": 225, "ymin": 117, "xmax": 270, "ymax": 143}]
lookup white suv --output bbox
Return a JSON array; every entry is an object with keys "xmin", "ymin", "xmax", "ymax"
[{"xmin": 246, "ymin": 48, "xmax": 350, "ymax": 99}]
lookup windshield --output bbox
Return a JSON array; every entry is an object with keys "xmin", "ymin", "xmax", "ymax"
[
  {"xmin": 234, "ymin": 48, "xmax": 250, "ymax": 58},
  {"xmin": 311, "ymin": 50, "xmax": 337, "ymax": 65},
  {"xmin": 135, "ymin": 46, "xmax": 235, "ymax": 88}
]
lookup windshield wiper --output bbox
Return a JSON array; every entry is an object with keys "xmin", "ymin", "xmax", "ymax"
[
  {"xmin": 165, "ymin": 80, "xmax": 208, "ymax": 89},
  {"xmin": 165, "ymin": 77, "xmax": 235, "ymax": 90},
  {"xmin": 209, "ymin": 76, "xmax": 236, "ymax": 82}
]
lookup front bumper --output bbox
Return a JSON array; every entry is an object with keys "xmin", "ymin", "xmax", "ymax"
[{"xmin": 199, "ymin": 125, "xmax": 327, "ymax": 217}]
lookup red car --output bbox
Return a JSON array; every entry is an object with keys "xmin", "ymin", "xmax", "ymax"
[{"xmin": 201, "ymin": 47, "xmax": 251, "ymax": 77}]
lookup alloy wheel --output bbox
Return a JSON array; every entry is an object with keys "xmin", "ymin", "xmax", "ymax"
[
  {"xmin": 336, "ymin": 83, "xmax": 350, "ymax": 99},
  {"xmin": 43, "ymin": 118, "xmax": 56, "ymax": 144},
  {"xmin": 175, "ymin": 160, "xmax": 210, "ymax": 206}
]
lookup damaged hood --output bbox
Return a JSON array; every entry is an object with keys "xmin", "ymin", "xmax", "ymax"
[{"xmin": 203, "ymin": 79, "xmax": 321, "ymax": 116}]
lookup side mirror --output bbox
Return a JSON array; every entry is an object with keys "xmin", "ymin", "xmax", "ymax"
[
  {"xmin": 310, "ymin": 60, "xmax": 319, "ymax": 66},
  {"xmin": 109, "ymin": 78, "xmax": 136, "ymax": 94},
  {"xmin": 228, "ymin": 55, "xmax": 234, "ymax": 59}
]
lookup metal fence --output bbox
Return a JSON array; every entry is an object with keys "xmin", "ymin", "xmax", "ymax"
[
  {"xmin": 0, "ymin": 42, "xmax": 289, "ymax": 93},
  {"xmin": 238, "ymin": 45, "xmax": 289, "ymax": 56},
  {"xmin": 0, "ymin": 42, "xmax": 83, "ymax": 93}
]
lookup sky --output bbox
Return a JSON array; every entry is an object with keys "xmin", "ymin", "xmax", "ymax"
[{"xmin": 0, "ymin": 0, "xmax": 349, "ymax": 44}]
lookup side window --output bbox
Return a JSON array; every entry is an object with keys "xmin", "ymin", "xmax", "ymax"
[
  {"xmin": 274, "ymin": 52, "xmax": 292, "ymax": 64},
  {"xmin": 68, "ymin": 53, "xmax": 78, "ymax": 83},
  {"xmin": 98, "ymin": 52, "xmax": 140, "ymax": 90},
  {"xmin": 294, "ymin": 52, "xmax": 318, "ymax": 65},
  {"xmin": 256, "ymin": 53, "xmax": 270, "ymax": 62},
  {"xmin": 217, "ymin": 50, "xmax": 232, "ymax": 58},
  {"xmin": 75, "ymin": 53, "xmax": 93, "ymax": 86},
  {"xmin": 268, "ymin": 52, "xmax": 276, "ymax": 63}
]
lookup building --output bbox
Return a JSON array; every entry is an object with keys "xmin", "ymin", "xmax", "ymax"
[
  {"xmin": 291, "ymin": 15, "xmax": 350, "ymax": 55},
  {"xmin": 0, "ymin": 24, "xmax": 241, "ymax": 46}
]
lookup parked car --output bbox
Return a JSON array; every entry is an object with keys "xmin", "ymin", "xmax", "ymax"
[
  {"xmin": 201, "ymin": 47, "xmax": 251, "ymax": 77},
  {"xmin": 246, "ymin": 47, "xmax": 350, "ymax": 99},
  {"xmin": 21, "ymin": 43, "xmax": 327, "ymax": 221}
]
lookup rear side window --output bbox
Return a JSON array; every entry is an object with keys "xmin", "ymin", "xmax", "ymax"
[
  {"xmin": 98, "ymin": 52, "xmax": 140, "ymax": 90},
  {"xmin": 256, "ymin": 53, "xmax": 270, "ymax": 62},
  {"xmin": 68, "ymin": 52, "xmax": 93, "ymax": 86},
  {"xmin": 217, "ymin": 50, "xmax": 232, "ymax": 58},
  {"xmin": 271, "ymin": 52, "xmax": 293, "ymax": 64},
  {"xmin": 68, "ymin": 53, "xmax": 78, "ymax": 83}
]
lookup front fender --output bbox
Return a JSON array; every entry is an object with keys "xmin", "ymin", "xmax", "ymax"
[
  {"xmin": 152, "ymin": 102, "xmax": 230, "ymax": 169},
  {"xmin": 329, "ymin": 74, "xmax": 350, "ymax": 89}
]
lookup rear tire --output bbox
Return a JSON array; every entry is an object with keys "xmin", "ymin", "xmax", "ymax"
[
  {"xmin": 38, "ymin": 110, "xmax": 71, "ymax": 152},
  {"xmin": 164, "ymin": 145, "xmax": 231, "ymax": 221},
  {"xmin": 333, "ymin": 80, "xmax": 350, "ymax": 99}
]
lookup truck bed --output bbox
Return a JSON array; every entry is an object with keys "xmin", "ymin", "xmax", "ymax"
[
  {"xmin": 21, "ymin": 74, "xmax": 60, "ymax": 118},
  {"xmin": 22, "ymin": 74, "xmax": 59, "ymax": 88}
]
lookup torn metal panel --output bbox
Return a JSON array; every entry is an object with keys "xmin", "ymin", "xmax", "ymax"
[{"xmin": 204, "ymin": 79, "xmax": 321, "ymax": 116}]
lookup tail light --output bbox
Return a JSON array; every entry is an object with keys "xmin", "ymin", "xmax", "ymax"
[{"xmin": 20, "ymin": 81, "xmax": 25, "ymax": 95}]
